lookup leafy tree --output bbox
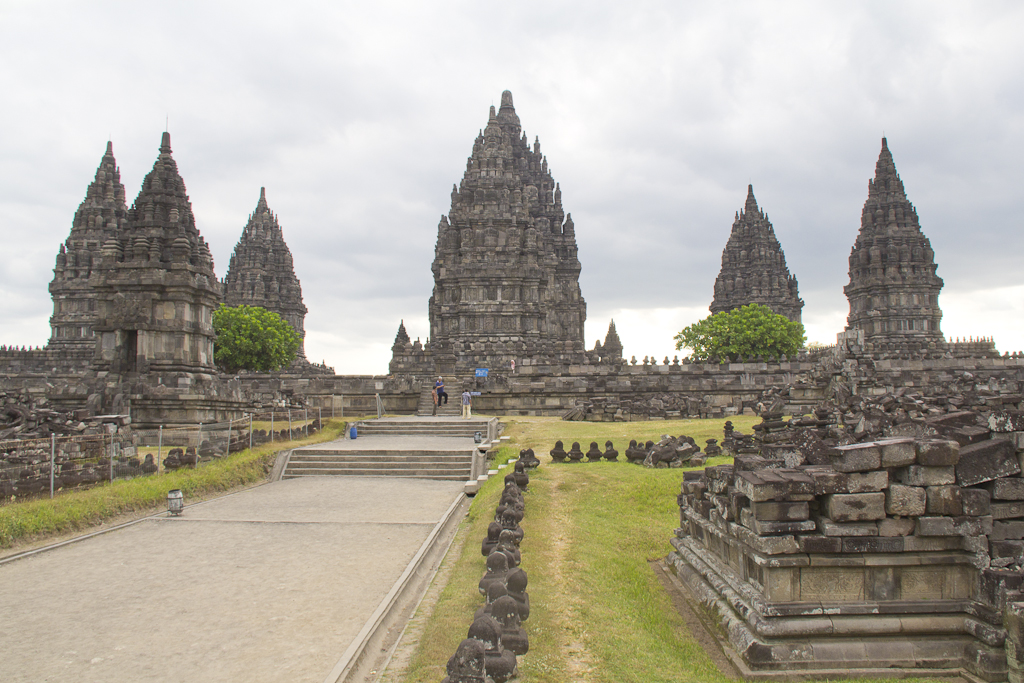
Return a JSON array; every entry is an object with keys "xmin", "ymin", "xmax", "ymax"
[
  {"xmin": 212, "ymin": 304, "xmax": 300, "ymax": 373},
  {"xmin": 674, "ymin": 303, "xmax": 806, "ymax": 362}
]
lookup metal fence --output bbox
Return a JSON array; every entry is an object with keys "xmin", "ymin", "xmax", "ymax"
[{"xmin": 0, "ymin": 408, "xmax": 327, "ymax": 502}]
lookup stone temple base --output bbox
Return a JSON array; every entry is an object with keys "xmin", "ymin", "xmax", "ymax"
[{"xmin": 667, "ymin": 517, "xmax": 1006, "ymax": 681}]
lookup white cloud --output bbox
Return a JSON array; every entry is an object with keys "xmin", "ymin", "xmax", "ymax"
[{"xmin": 1, "ymin": 1, "xmax": 1022, "ymax": 373}]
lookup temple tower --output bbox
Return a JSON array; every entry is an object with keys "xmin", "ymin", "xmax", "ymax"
[
  {"xmin": 222, "ymin": 188, "xmax": 308, "ymax": 361},
  {"xmin": 48, "ymin": 142, "xmax": 127, "ymax": 350},
  {"xmin": 428, "ymin": 90, "xmax": 587, "ymax": 370},
  {"xmin": 90, "ymin": 132, "xmax": 221, "ymax": 376},
  {"xmin": 601, "ymin": 319, "xmax": 623, "ymax": 361},
  {"xmin": 710, "ymin": 185, "xmax": 803, "ymax": 322},
  {"xmin": 844, "ymin": 138, "xmax": 943, "ymax": 346}
]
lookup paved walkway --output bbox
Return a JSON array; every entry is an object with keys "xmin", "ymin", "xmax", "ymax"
[{"xmin": 0, "ymin": 477, "xmax": 465, "ymax": 683}]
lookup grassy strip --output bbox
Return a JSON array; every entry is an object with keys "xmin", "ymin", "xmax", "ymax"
[
  {"xmin": 400, "ymin": 416, "xmax": 947, "ymax": 683},
  {"xmin": 0, "ymin": 419, "xmax": 349, "ymax": 548}
]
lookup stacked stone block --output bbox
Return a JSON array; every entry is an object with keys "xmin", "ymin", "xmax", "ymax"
[{"xmin": 671, "ymin": 409, "xmax": 1024, "ymax": 680}]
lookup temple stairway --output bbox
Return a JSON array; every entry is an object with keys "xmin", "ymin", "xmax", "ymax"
[
  {"xmin": 416, "ymin": 384, "xmax": 463, "ymax": 417},
  {"xmin": 280, "ymin": 416, "xmax": 497, "ymax": 481}
]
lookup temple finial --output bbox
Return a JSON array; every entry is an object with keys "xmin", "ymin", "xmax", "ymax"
[
  {"xmin": 160, "ymin": 131, "xmax": 171, "ymax": 154},
  {"xmin": 106, "ymin": 140, "xmax": 113, "ymax": 155}
]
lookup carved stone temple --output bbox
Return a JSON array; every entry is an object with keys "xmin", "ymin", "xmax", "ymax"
[
  {"xmin": 844, "ymin": 138, "xmax": 944, "ymax": 347},
  {"xmin": 423, "ymin": 90, "xmax": 589, "ymax": 372},
  {"xmin": 223, "ymin": 188, "xmax": 308, "ymax": 362},
  {"xmin": 710, "ymin": 185, "xmax": 803, "ymax": 322},
  {"xmin": 48, "ymin": 141, "xmax": 127, "ymax": 354}
]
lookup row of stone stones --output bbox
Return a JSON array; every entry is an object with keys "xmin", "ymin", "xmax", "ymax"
[
  {"xmin": 548, "ymin": 437, "xmax": 720, "ymax": 467},
  {"xmin": 443, "ymin": 460, "xmax": 533, "ymax": 683},
  {"xmin": 680, "ymin": 424, "xmax": 1024, "ymax": 563}
]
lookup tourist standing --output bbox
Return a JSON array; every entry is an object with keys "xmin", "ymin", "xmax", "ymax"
[
  {"xmin": 510, "ymin": 358, "xmax": 516, "ymax": 373},
  {"xmin": 435, "ymin": 377, "xmax": 447, "ymax": 405},
  {"xmin": 461, "ymin": 388, "xmax": 472, "ymax": 418}
]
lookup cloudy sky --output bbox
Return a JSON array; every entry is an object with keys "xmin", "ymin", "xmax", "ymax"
[{"xmin": 1, "ymin": 1, "xmax": 1022, "ymax": 374}]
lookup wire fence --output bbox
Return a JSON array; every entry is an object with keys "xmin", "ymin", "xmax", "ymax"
[{"xmin": 0, "ymin": 408, "xmax": 328, "ymax": 503}]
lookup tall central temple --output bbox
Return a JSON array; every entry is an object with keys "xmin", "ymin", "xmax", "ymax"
[{"xmin": 424, "ymin": 90, "xmax": 587, "ymax": 371}]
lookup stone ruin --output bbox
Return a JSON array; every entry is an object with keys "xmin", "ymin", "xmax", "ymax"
[
  {"xmin": 711, "ymin": 185, "xmax": 803, "ymax": 323},
  {"xmin": 444, "ymin": 464, "xmax": 532, "ymax": 683},
  {"xmin": 222, "ymin": 187, "xmax": 312, "ymax": 366},
  {"xmin": 670, "ymin": 389, "xmax": 1024, "ymax": 680}
]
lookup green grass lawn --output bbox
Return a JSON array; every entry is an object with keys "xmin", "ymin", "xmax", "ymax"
[
  {"xmin": 400, "ymin": 415, "xmax": 948, "ymax": 683},
  {"xmin": 0, "ymin": 418, "xmax": 351, "ymax": 549}
]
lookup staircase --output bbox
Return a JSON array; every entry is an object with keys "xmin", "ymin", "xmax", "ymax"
[
  {"xmin": 283, "ymin": 448, "xmax": 474, "ymax": 480},
  {"xmin": 416, "ymin": 384, "xmax": 462, "ymax": 417},
  {"xmin": 280, "ymin": 416, "xmax": 497, "ymax": 481}
]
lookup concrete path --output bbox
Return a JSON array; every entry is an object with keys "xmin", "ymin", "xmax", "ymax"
[{"xmin": 0, "ymin": 477, "xmax": 465, "ymax": 683}]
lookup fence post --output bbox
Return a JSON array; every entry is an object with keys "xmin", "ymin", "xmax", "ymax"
[
  {"xmin": 271, "ymin": 412, "xmax": 274, "ymax": 443},
  {"xmin": 318, "ymin": 406, "xmax": 322, "ymax": 430},
  {"xmin": 50, "ymin": 434, "xmax": 55, "ymax": 498},
  {"xmin": 340, "ymin": 394, "xmax": 344, "ymax": 418},
  {"xmin": 332, "ymin": 394, "xmax": 335, "ymax": 419},
  {"xmin": 249, "ymin": 413, "xmax": 253, "ymax": 451},
  {"xmin": 197, "ymin": 423, "xmax": 203, "ymax": 468},
  {"xmin": 304, "ymin": 409, "xmax": 308, "ymax": 438},
  {"xmin": 227, "ymin": 419, "xmax": 232, "ymax": 457},
  {"xmin": 109, "ymin": 429, "xmax": 114, "ymax": 482},
  {"xmin": 158, "ymin": 425, "xmax": 163, "ymax": 472},
  {"xmin": 288, "ymin": 409, "xmax": 292, "ymax": 441}
]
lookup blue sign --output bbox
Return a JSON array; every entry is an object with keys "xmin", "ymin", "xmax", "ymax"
[
  {"xmin": 470, "ymin": 391, "xmax": 482, "ymax": 396},
  {"xmin": 475, "ymin": 368, "xmax": 489, "ymax": 377}
]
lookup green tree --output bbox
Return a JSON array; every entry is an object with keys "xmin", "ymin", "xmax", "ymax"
[
  {"xmin": 674, "ymin": 303, "xmax": 806, "ymax": 362},
  {"xmin": 212, "ymin": 304, "xmax": 301, "ymax": 373}
]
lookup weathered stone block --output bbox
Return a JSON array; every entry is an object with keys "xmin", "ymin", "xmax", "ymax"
[
  {"xmin": 917, "ymin": 515, "xmax": 993, "ymax": 537},
  {"xmin": 830, "ymin": 442, "xmax": 882, "ymax": 472},
  {"xmin": 818, "ymin": 517, "xmax": 878, "ymax": 537},
  {"xmin": 752, "ymin": 501, "xmax": 810, "ymax": 522},
  {"xmin": 956, "ymin": 438, "xmax": 1020, "ymax": 486},
  {"xmin": 825, "ymin": 492, "xmax": 886, "ymax": 522},
  {"xmin": 878, "ymin": 517, "xmax": 916, "ymax": 537},
  {"xmin": 847, "ymin": 471, "xmax": 889, "ymax": 493},
  {"xmin": 879, "ymin": 438, "xmax": 916, "ymax": 467},
  {"xmin": 886, "ymin": 484, "xmax": 926, "ymax": 517},
  {"xmin": 994, "ymin": 522, "xmax": 1024, "ymax": 541},
  {"xmin": 915, "ymin": 439, "xmax": 960, "ymax": 467},
  {"xmin": 844, "ymin": 537, "xmax": 904, "ymax": 554},
  {"xmin": 895, "ymin": 465, "xmax": 956, "ymax": 486},
  {"xmin": 926, "ymin": 485, "xmax": 963, "ymax": 516},
  {"xmin": 961, "ymin": 488, "xmax": 992, "ymax": 516},
  {"xmin": 734, "ymin": 470, "xmax": 815, "ymax": 502},
  {"xmin": 987, "ymin": 478, "xmax": 1024, "ymax": 501},
  {"xmin": 993, "ymin": 540, "xmax": 1024, "ymax": 560},
  {"xmin": 753, "ymin": 519, "xmax": 817, "ymax": 536},
  {"xmin": 993, "ymin": 501, "xmax": 1024, "ymax": 520},
  {"xmin": 797, "ymin": 535, "xmax": 842, "ymax": 553},
  {"xmin": 990, "ymin": 411, "xmax": 1024, "ymax": 433}
]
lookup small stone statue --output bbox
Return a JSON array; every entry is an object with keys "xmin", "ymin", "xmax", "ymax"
[
  {"xmin": 494, "ymin": 530, "xmax": 521, "ymax": 567},
  {"xmin": 506, "ymin": 567, "xmax": 530, "ymax": 621},
  {"xmin": 467, "ymin": 616, "xmax": 517, "ymax": 683},
  {"xmin": 481, "ymin": 522, "xmax": 501, "ymax": 557},
  {"xmin": 603, "ymin": 440, "xmax": 618, "ymax": 461},
  {"xmin": 442, "ymin": 638, "xmax": 495, "ymax": 683},
  {"xmin": 479, "ymin": 551, "xmax": 510, "ymax": 596},
  {"xmin": 512, "ymin": 460, "xmax": 529, "ymax": 489},
  {"xmin": 519, "ymin": 448, "xmax": 540, "ymax": 469},
  {"xmin": 567, "ymin": 441, "xmax": 584, "ymax": 462},
  {"xmin": 625, "ymin": 439, "xmax": 645, "ymax": 463},
  {"xmin": 585, "ymin": 441, "xmax": 603, "ymax": 461},
  {"xmin": 474, "ymin": 582, "xmax": 509, "ymax": 621},
  {"xmin": 705, "ymin": 438, "xmax": 722, "ymax": 457},
  {"xmin": 550, "ymin": 440, "xmax": 567, "ymax": 463},
  {"xmin": 491, "ymin": 596, "xmax": 529, "ymax": 655}
]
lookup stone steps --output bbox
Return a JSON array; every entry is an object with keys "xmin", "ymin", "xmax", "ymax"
[
  {"xmin": 416, "ymin": 385, "xmax": 462, "ymax": 416},
  {"xmin": 283, "ymin": 451, "xmax": 473, "ymax": 480}
]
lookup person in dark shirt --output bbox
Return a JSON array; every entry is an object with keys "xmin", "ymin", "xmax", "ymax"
[{"xmin": 435, "ymin": 377, "xmax": 448, "ymax": 405}]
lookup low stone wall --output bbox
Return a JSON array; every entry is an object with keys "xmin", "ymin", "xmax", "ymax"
[{"xmin": 668, "ymin": 415, "xmax": 1024, "ymax": 680}]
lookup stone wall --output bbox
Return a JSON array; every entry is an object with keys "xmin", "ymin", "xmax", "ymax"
[{"xmin": 669, "ymin": 411, "xmax": 1024, "ymax": 680}]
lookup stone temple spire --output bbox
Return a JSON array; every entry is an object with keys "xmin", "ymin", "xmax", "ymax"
[
  {"xmin": 426, "ymin": 90, "xmax": 587, "ymax": 370},
  {"xmin": 90, "ymin": 132, "xmax": 221, "ymax": 375},
  {"xmin": 223, "ymin": 188, "xmax": 308, "ymax": 361},
  {"xmin": 710, "ymin": 185, "xmax": 803, "ymax": 322},
  {"xmin": 48, "ymin": 141, "xmax": 128, "ymax": 351},
  {"xmin": 844, "ymin": 138, "xmax": 943, "ymax": 345},
  {"xmin": 602, "ymin": 319, "xmax": 623, "ymax": 360}
]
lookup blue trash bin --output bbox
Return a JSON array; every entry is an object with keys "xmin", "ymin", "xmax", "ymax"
[{"xmin": 350, "ymin": 425, "xmax": 357, "ymax": 439}]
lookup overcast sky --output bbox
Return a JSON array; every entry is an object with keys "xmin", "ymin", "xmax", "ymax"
[{"xmin": 1, "ymin": 1, "xmax": 1022, "ymax": 374}]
